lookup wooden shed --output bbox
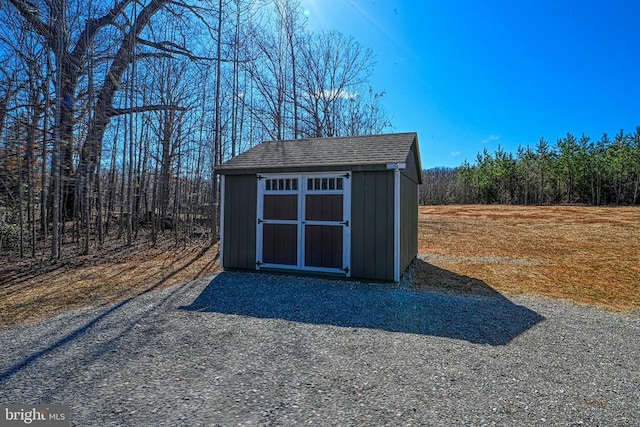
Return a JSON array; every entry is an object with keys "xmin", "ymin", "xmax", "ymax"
[{"xmin": 215, "ymin": 132, "xmax": 422, "ymax": 282}]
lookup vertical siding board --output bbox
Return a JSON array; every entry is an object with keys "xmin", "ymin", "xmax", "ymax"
[
  {"xmin": 401, "ymin": 142, "xmax": 420, "ymax": 184},
  {"xmin": 374, "ymin": 172, "xmax": 386, "ymax": 280},
  {"xmin": 363, "ymin": 172, "xmax": 377, "ymax": 278},
  {"xmin": 400, "ymin": 174, "xmax": 418, "ymax": 273},
  {"xmin": 411, "ymin": 177, "xmax": 418, "ymax": 263},
  {"xmin": 350, "ymin": 171, "xmax": 394, "ymax": 281},
  {"xmin": 223, "ymin": 175, "xmax": 256, "ymax": 269},
  {"xmin": 243, "ymin": 175, "xmax": 257, "ymax": 268},
  {"xmin": 223, "ymin": 179, "xmax": 234, "ymax": 267},
  {"xmin": 239, "ymin": 177, "xmax": 247, "ymax": 266},
  {"xmin": 386, "ymin": 172, "xmax": 395, "ymax": 280},
  {"xmin": 350, "ymin": 172, "xmax": 365, "ymax": 278},
  {"xmin": 226, "ymin": 175, "xmax": 241, "ymax": 268}
]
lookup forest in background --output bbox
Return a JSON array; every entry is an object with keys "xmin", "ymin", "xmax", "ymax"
[
  {"xmin": 2, "ymin": 1, "xmax": 639, "ymax": 262},
  {"xmin": 420, "ymin": 129, "xmax": 640, "ymax": 206},
  {"xmin": 0, "ymin": 0, "xmax": 391, "ymax": 259}
]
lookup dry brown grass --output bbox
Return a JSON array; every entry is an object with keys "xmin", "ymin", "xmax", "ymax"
[
  {"xmin": 417, "ymin": 205, "xmax": 640, "ymax": 312},
  {"xmin": 0, "ymin": 239, "xmax": 220, "ymax": 329}
]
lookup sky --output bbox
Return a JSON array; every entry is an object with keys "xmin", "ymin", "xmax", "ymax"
[{"xmin": 299, "ymin": 0, "xmax": 640, "ymax": 169}]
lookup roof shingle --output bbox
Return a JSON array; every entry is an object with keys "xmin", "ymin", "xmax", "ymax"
[{"xmin": 216, "ymin": 132, "xmax": 418, "ymax": 172}]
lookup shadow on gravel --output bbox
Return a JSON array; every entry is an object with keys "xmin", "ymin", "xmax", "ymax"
[
  {"xmin": 180, "ymin": 266, "xmax": 545, "ymax": 346},
  {"xmin": 0, "ymin": 281, "xmax": 191, "ymax": 386}
]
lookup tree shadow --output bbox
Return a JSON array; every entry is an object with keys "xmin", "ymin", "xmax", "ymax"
[
  {"xmin": 0, "ymin": 245, "xmax": 215, "ymax": 383},
  {"xmin": 179, "ymin": 262, "xmax": 545, "ymax": 346}
]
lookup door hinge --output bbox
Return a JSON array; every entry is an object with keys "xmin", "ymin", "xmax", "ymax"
[
  {"xmin": 256, "ymin": 261, "xmax": 262, "ymax": 266},
  {"xmin": 257, "ymin": 175, "xmax": 264, "ymax": 180},
  {"xmin": 343, "ymin": 267, "xmax": 350, "ymax": 273},
  {"xmin": 257, "ymin": 218, "xmax": 263, "ymax": 224},
  {"xmin": 342, "ymin": 172, "xmax": 351, "ymax": 179},
  {"xmin": 341, "ymin": 220, "xmax": 349, "ymax": 227}
]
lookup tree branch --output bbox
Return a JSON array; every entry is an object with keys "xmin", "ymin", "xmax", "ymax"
[
  {"xmin": 106, "ymin": 104, "xmax": 187, "ymax": 117},
  {"xmin": 71, "ymin": 0, "xmax": 134, "ymax": 63},
  {"xmin": 136, "ymin": 37, "xmax": 238, "ymax": 62},
  {"xmin": 7, "ymin": 0, "xmax": 55, "ymax": 41}
]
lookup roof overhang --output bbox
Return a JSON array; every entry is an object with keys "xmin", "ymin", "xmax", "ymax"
[
  {"xmin": 386, "ymin": 163, "xmax": 407, "ymax": 170},
  {"xmin": 215, "ymin": 163, "xmax": 398, "ymax": 175}
]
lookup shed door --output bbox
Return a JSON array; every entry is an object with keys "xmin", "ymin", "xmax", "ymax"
[
  {"xmin": 303, "ymin": 176, "xmax": 348, "ymax": 270},
  {"xmin": 256, "ymin": 173, "xmax": 351, "ymax": 275},
  {"xmin": 258, "ymin": 177, "xmax": 299, "ymax": 266}
]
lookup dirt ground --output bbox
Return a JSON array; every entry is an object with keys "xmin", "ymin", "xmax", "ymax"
[
  {"xmin": 0, "ymin": 239, "xmax": 221, "ymax": 329},
  {"xmin": 1, "ymin": 205, "xmax": 638, "ymax": 329}
]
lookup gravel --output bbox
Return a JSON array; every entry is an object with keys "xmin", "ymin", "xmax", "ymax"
[{"xmin": 0, "ymin": 271, "xmax": 638, "ymax": 426}]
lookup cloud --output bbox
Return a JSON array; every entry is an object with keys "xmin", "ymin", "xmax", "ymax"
[
  {"xmin": 482, "ymin": 135, "xmax": 500, "ymax": 144},
  {"xmin": 312, "ymin": 89, "xmax": 359, "ymax": 100},
  {"xmin": 450, "ymin": 151, "xmax": 461, "ymax": 156}
]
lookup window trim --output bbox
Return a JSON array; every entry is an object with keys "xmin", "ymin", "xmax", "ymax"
[{"xmin": 262, "ymin": 176, "xmax": 300, "ymax": 194}]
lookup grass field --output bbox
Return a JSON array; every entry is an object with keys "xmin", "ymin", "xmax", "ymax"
[
  {"xmin": 416, "ymin": 205, "xmax": 640, "ymax": 312},
  {"xmin": 1, "ymin": 205, "xmax": 638, "ymax": 329}
]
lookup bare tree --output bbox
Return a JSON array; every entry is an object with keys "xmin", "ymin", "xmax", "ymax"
[
  {"xmin": 298, "ymin": 30, "xmax": 374, "ymax": 137},
  {"xmin": 0, "ymin": 0, "xmax": 394, "ymax": 262}
]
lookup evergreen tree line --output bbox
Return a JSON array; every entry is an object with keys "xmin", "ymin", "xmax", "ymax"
[
  {"xmin": 0, "ymin": 0, "xmax": 390, "ymax": 258},
  {"xmin": 420, "ymin": 128, "xmax": 640, "ymax": 205}
]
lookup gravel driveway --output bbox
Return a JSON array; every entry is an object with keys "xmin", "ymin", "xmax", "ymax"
[{"xmin": 1, "ymin": 271, "xmax": 638, "ymax": 426}]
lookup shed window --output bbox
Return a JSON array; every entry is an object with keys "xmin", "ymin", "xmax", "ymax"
[
  {"xmin": 265, "ymin": 178, "xmax": 297, "ymax": 192},
  {"xmin": 307, "ymin": 177, "xmax": 343, "ymax": 191}
]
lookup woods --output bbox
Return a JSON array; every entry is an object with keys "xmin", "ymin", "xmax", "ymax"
[
  {"xmin": 2, "ymin": 0, "xmax": 639, "ymax": 262},
  {"xmin": 0, "ymin": 0, "xmax": 390, "ymax": 258},
  {"xmin": 420, "ymin": 129, "xmax": 640, "ymax": 206}
]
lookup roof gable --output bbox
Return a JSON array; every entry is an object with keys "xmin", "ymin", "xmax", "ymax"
[{"xmin": 216, "ymin": 132, "xmax": 420, "ymax": 174}]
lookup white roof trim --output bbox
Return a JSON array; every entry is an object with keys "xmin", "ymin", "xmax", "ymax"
[{"xmin": 386, "ymin": 163, "xmax": 406, "ymax": 170}]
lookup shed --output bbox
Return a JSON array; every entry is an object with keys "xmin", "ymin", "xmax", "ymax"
[{"xmin": 215, "ymin": 132, "xmax": 422, "ymax": 282}]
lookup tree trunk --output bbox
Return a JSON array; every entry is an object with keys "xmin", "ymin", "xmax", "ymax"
[{"xmin": 212, "ymin": 0, "xmax": 223, "ymax": 240}]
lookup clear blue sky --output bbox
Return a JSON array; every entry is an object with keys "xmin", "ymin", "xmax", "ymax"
[{"xmin": 300, "ymin": 0, "xmax": 640, "ymax": 169}]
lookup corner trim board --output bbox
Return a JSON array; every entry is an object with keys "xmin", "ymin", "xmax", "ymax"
[
  {"xmin": 393, "ymin": 167, "xmax": 401, "ymax": 281},
  {"xmin": 219, "ymin": 174, "xmax": 225, "ymax": 268}
]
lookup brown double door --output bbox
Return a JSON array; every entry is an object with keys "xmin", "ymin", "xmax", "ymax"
[{"xmin": 258, "ymin": 175, "xmax": 349, "ymax": 274}]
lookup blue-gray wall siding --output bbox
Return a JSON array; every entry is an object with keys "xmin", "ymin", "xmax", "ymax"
[
  {"xmin": 402, "ymin": 141, "xmax": 421, "ymax": 184},
  {"xmin": 400, "ymin": 173, "xmax": 418, "ymax": 272},
  {"xmin": 222, "ymin": 174, "xmax": 257, "ymax": 269},
  {"xmin": 350, "ymin": 171, "xmax": 395, "ymax": 281}
]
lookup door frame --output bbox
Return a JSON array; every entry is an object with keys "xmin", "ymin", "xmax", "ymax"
[{"xmin": 256, "ymin": 172, "xmax": 351, "ymax": 276}]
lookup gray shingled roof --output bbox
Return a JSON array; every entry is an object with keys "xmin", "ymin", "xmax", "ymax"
[{"xmin": 216, "ymin": 132, "xmax": 418, "ymax": 172}]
